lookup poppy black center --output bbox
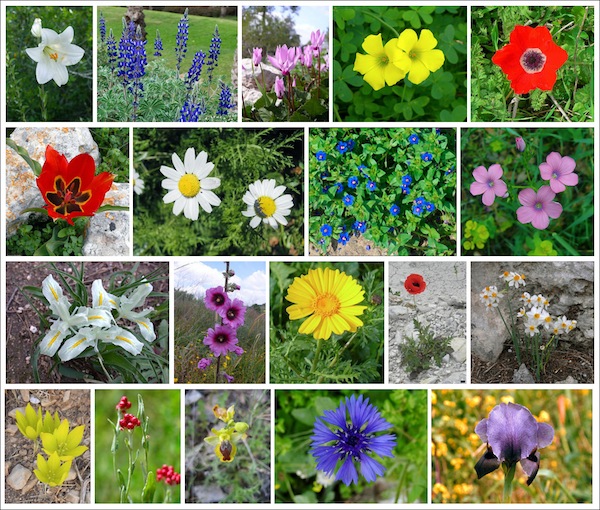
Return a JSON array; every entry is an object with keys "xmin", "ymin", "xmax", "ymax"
[{"xmin": 520, "ymin": 48, "xmax": 546, "ymax": 74}]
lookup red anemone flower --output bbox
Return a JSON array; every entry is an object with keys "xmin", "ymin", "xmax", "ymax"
[
  {"xmin": 36, "ymin": 145, "xmax": 114, "ymax": 225},
  {"xmin": 491, "ymin": 25, "xmax": 568, "ymax": 95},
  {"xmin": 405, "ymin": 274, "xmax": 426, "ymax": 295}
]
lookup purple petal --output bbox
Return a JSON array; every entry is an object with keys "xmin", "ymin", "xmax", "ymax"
[
  {"xmin": 520, "ymin": 451, "xmax": 540, "ymax": 485},
  {"xmin": 531, "ymin": 211, "xmax": 551, "ymax": 230},
  {"xmin": 545, "ymin": 151, "xmax": 563, "ymax": 170},
  {"xmin": 536, "ymin": 185, "xmax": 556, "ymax": 203},
  {"xmin": 559, "ymin": 172, "xmax": 578, "ymax": 187},
  {"xmin": 518, "ymin": 188, "xmax": 537, "ymax": 207},
  {"xmin": 336, "ymin": 456, "xmax": 358, "ymax": 486},
  {"xmin": 470, "ymin": 181, "xmax": 488, "ymax": 197},
  {"xmin": 493, "ymin": 180, "xmax": 508, "ymax": 197},
  {"xmin": 475, "ymin": 418, "xmax": 488, "ymax": 442},
  {"xmin": 358, "ymin": 453, "xmax": 385, "ymax": 482},
  {"xmin": 544, "ymin": 200, "xmax": 563, "ymax": 219},
  {"xmin": 487, "ymin": 163, "xmax": 504, "ymax": 181},
  {"xmin": 539, "ymin": 162, "xmax": 553, "ymax": 181},
  {"xmin": 536, "ymin": 422, "xmax": 555, "ymax": 449},
  {"xmin": 482, "ymin": 189, "xmax": 496, "ymax": 206},
  {"xmin": 516, "ymin": 205, "xmax": 535, "ymax": 225},
  {"xmin": 549, "ymin": 179, "xmax": 566, "ymax": 194},
  {"xmin": 472, "ymin": 166, "xmax": 489, "ymax": 183},
  {"xmin": 558, "ymin": 155, "xmax": 576, "ymax": 174},
  {"xmin": 474, "ymin": 446, "xmax": 501, "ymax": 479}
]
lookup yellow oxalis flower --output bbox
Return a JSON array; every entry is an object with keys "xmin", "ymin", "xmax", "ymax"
[
  {"xmin": 392, "ymin": 29, "xmax": 445, "ymax": 85},
  {"xmin": 286, "ymin": 267, "xmax": 367, "ymax": 340},
  {"xmin": 354, "ymin": 33, "xmax": 406, "ymax": 90}
]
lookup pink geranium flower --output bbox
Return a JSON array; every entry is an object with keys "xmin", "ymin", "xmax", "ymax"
[
  {"xmin": 516, "ymin": 186, "xmax": 563, "ymax": 230},
  {"xmin": 470, "ymin": 164, "xmax": 508, "ymax": 206},
  {"xmin": 539, "ymin": 152, "xmax": 578, "ymax": 193}
]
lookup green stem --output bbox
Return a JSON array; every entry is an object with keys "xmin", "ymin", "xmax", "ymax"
[
  {"xmin": 503, "ymin": 463, "xmax": 516, "ymax": 503},
  {"xmin": 311, "ymin": 338, "xmax": 324, "ymax": 374},
  {"xmin": 363, "ymin": 11, "xmax": 400, "ymax": 37},
  {"xmin": 125, "ymin": 434, "xmax": 133, "ymax": 502},
  {"xmin": 39, "ymin": 84, "xmax": 48, "ymax": 121},
  {"xmin": 96, "ymin": 350, "xmax": 114, "ymax": 382}
]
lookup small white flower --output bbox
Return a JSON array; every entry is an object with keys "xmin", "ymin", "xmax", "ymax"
[
  {"xmin": 524, "ymin": 319, "xmax": 539, "ymax": 337},
  {"xmin": 161, "ymin": 148, "xmax": 221, "ymax": 221},
  {"xmin": 241, "ymin": 178, "xmax": 294, "ymax": 229},
  {"xmin": 31, "ymin": 18, "xmax": 43, "ymax": 38},
  {"xmin": 508, "ymin": 273, "xmax": 526, "ymax": 288},
  {"xmin": 25, "ymin": 25, "xmax": 85, "ymax": 86},
  {"xmin": 29, "ymin": 325, "xmax": 38, "ymax": 334},
  {"xmin": 133, "ymin": 169, "xmax": 145, "ymax": 195},
  {"xmin": 526, "ymin": 306, "xmax": 548, "ymax": 326}
]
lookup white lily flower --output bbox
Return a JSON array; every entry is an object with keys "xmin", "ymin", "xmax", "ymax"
[
  {"xmin": 58, "ymin": 327, "xmax": 98, "ymax": 362},
  {"xmin": 98, "ymin": 326, "xmax": 144, "ymax": 356},
  {"xmin": 25, "ymin": 25, "xmax": 85, "ymax": 86},
  {"xmin": 31, "ymin": 18, "xmax": 43, "ymax": 38}
]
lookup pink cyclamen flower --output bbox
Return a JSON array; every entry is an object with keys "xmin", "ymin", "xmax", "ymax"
[
  {"xmin": 470, "ymin": 164, "xmax": 508, "ymax": 206},
  {"xmin": 274, "ymin": 76, "xmax": 285, "ymax": 98},
  {"xmin": 515, "ymin": 137, "xmax": 526, "ymax": 152},
  {"xmin": 252, "ymin": 47, "xmax": 262, "ymax": 67},
  {"xmin": 302, "ymin": 45, "xmax": 313, "ymax": 67},
  {"xmin": 516, "ymin": 186, "xmax": 563, "ymax": 230},
  {"xmin": 538, "ymin": 151, "xmax": 578, "ymax": 193},
  {"xmin": 268, "ymin": 45, "xmax": 299, "ymax": 75},
  {"xmin": 311, "ymin": 30, "xmax": 325, "ymax": 53}
]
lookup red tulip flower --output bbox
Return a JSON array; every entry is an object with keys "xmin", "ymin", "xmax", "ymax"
[
  {"xmin": 36, "ymin": 145, "xmax": 114, "ymax": 225},
  {"xmin": 405, "ymin": 274, "xmax": 426, "ymax": 295},
  {"xmin": 492, "ymin": 25, "xmax": 568, "ymax": 95}
]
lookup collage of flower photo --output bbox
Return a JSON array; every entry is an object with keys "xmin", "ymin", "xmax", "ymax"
[{"xmin": 2, "ymin": 1, "xmax": 597, "ymax": 509}]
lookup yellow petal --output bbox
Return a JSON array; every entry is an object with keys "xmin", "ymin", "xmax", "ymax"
[
  {"xmin": 396, "ymin": 29, "xmax": 418, "ymax": 52},
  {"xmin": 414, "ymin": 29, "xmax": 438, "ymax": 51},
  {"xmin": 362, "ymin": 67, "xmax": 386, "ymax": 91},
  {"xmin": 298, "ymin": 314, "xmax": 322, "ymax": 335},
  {"xmin": 407, "ymin": 59, "xmax": 431, "ymax": 85},
  {"xmin": 420, "ymin": 48, "xmax": 445, "ymax": 72},
  {"xmin": 361, "ymin": 33, "xmax": 384, "ymax": 55}
]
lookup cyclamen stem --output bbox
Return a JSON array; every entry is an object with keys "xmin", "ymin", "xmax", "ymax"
[{"xmin": 502, "ymin": 462, "xmax": 516, "ymax": 503}]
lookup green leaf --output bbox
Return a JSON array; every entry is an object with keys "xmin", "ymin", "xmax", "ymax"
[
  {"xmin": 6, "ymin": 139, "xmax": 42, "ymax": 175},
  {"xmin": 142, "ymin": 471, "xmax": 156, "ymax": 503}
]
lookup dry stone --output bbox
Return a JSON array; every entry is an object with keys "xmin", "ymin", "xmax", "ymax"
[{"xmin": 7, "ymin": 464, "xmax": 32, "ymax": 490}]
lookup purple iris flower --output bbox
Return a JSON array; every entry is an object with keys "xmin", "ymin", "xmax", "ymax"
[
  {"xmin": 475, "ymin": 402, "xmax": 554, "ymax": 485},
  {"xmin": 311, "ymin": 395, "xmax": 396, "ymax": 486}
]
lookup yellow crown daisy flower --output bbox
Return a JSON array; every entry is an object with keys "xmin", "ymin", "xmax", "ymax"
[
  {"xmin": 353, "ymin": 33, "xmax": 406, "ymax": 91},
  {"xmin": 392, "ymin": 29, "xmax": 445, "ymax": 85},
  {"xmin": 285, "ymin": 267, "xmax": 367, "ymax": 340}
]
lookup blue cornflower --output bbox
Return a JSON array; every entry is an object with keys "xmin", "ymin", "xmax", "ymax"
[
  {"xmin": 154, "ymin": 29, "xmax": 163, "ymax": 57},
  {"xmin": 425, "ymin": 201, "xmax": 435, "ymax": 212},
  {"xmin": 310, "ymin": 394, "xmax": 396, "ymax": 486},
  {"xmin": 353, "ymin": 221, "xmax": 367, "ymax": 234},
  {"xmin": 347, "ymin": 176, "xmax": 359, "ymax": 189},
  {"xmin": 206, "ymin": 25, "xmax": 221, "ymax": 82},
  {"xmin": 401, "ymin": 175, "xmax": 412, "ymax": 186},
  {"xmin": 178, "ymin": 96, "xmax": 206, "ymax": 122},
  {"xmin": 338, "ymin": 232, "xmax": 350, "ymax": 246},
  {"xmin": 99, "ymin": 12, "xmax": 106, "ymax": 43},
  {"xmin": 336, "ymin": 141, "xmax": 348, "ymax": 154},
  {"xmin": 335, "ymin": 182, "xmax": 344, "ymax": 194},
  {"xmin": 216, "ymin": 82, "xmax": 235, "ymax": 115},
  {"xmin": 412, "ymin": 204, "xmax": 423, "ymax": 216},
  {"xmin": 408, "ymin": 134, "xmax": 419, "ymax": 145},
  {"xmin": 184, "ymin": 50, "xmax": 205, "ymax": 91},
  {"xmin": 320, "ymin": 224, "xmax": 333, "ymax": 237},
  {"xmin": 421, "ymin": 152, "xmax": 433, "ymax": 162},
  {"xmin": 345, "ymin": 139, "xmax": 355, "ymax": 151},
  {"xmin": 175, "ymin": 8, "xmax": 189, "ymax": 72},
  {"xmin": 106, "ymin": 29, "xmax": 117, "ymax": 72},
  {"xmin": 342, "ymin": 194, "xmax": 354, "ymax": 206},
  {"xmin": 366, "ymin": 180, "xmax": 377, "ymax": 192},
  {"xmin": 315, "ymin": 151, "xmax": 327, "ymax": 161},
  {"xmin": 389, "ymin": 204, "xmax": 400, "ymax": 216}
]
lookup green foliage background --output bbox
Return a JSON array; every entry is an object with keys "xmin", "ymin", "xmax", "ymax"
[
  {"xmin": 270, "ymin": 262, "xmax": 384, "ymax": 383},
  {"xmin": 95, "ymin": 390, "xmax": 181, "ymax": 503},
  {"xmin": 242, "ymin": 6, "xmax": 301, "ymax": 58},
  {"xmin": 276, "ymin": 390, "xmax": 427, "ymax": 503},
  {"xmin": 471, "ymin": 6, "xmax": 594, "ymax": 122},
  {"xmin": 6, "ymin": 6, "xmax": 92, "ymax": 122},
  {"xmin": 333, "ymin": 6, "xmax": 467, "ymax": 121},
  {"xmin": 461, "ymin": 128, "xmax": 594, "ymax": 256},
  {"xmin": 133, "ymin": 128, "xmax": 304, "ymax": 256}
]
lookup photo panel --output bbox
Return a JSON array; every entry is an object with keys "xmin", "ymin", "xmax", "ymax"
[
  {"xmin": 4, "ymin": 261, "xmax": 169, "ymax": 384},
  {"xmin": 309, "ymin": 127, "xmax": 457, "ymax": 256},
  {"xmin": 389, "ymin": 261, "xmax": 467, "ymax": 384},
  {"xmin": 133, "ymin": 127, "xmax": 304, "ymax": 256},
  {"xmin": 97, "ymin": 5, "xmax": 238, "ymax": 122},
  {"xmin": 471, "ymin": 261, "xmax": 593, "ymax": 384}
]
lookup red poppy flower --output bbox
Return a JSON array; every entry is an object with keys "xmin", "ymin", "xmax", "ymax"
[
  {"xmin": 405, "ymin": 274, "xmax": 426, "ymax": 295},
  {"xmin": 36, "ymin": 145, "xmax": 114, "ymax": 225},
  {"xmin": 492, "ymin": 25, "xmax": 568, "ymax": 95}
]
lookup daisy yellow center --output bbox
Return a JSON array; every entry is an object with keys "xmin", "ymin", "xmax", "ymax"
[
  {"xmin": 313, "ymin": 292, "xmax": 341, "ymax": 318},
  {"xmin": 178, "ymin": 174, "xmax": 201, "ymax": 197},
  {"xmin": 255, "ymin": 196, "xmax": 276, "ymax": 218}
]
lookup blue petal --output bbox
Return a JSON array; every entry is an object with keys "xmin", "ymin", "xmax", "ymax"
[
  {"xmin": 366, "ymin": 434, "xmax": 397, "ymax": 457},
  {"xmin": 312, "ymin": 446, "xmax": 340, "ymax": 475},
  {"xmin": 359, "ymin": 452, "xmax": 386, "ymax": 482},
  {"xmin": 336, "ymin": 456, "xmax": 358, "ymax": 486}
]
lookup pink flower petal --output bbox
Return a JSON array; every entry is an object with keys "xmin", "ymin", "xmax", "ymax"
[
  {"xmin": 516, "ymin": 205, "xmax": 535, "ymax": 225},
  {"xmin": 549, "ymin": 179, "xmax": 566, "ymax": 193},
  {"xmin": 482, "ymin": 189, "xmax": 496, "ymax": 206},
  {"xmin": 544, "ymin": 200, "xmax": 563, "ymax": 219},
  {"xmin": 487, "ymin": 164, "xmax": 504, "ymax": 181},
  {"xmin": 559, "ymin": 173, "xmax": 578, "ymax": 186},
  {"xmin": 518, "ymin": 188, "xmax": 537, "ymax": 207},
  {"xmin": 531, "ymin": 211, "xmax": 550, "ymax": 230},
  {"xmin": 539, "ymin": 162, "xmax": 553, "ymax": 180},
  {"xmin": 493, "ymin": 180, "xmax": 508, "ymax": 197},
  {"xmin": 470, "ymin": 181, "xmax": 488, "ymax": 196},
  {"xmin": 536, "ymin": 185, "xmax": 556, "ymax": 203},
  {"xmin": 545, "ymin": 151, "xmax": 563, "ymax": 170},
  {"xmin": 472, "ymin": 166, "xmax": 489, "ymax": 183},
  {"xmin": 558, "ymin": 155, "xmax": 576, "ymax": 174}
]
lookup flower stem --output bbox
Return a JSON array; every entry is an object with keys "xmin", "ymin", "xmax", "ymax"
[
  {"xmin": 363, "ymin": 11, "xmax": 400, "ymax": 37},
  {"xmin": 503, "ymin": 463, "xmax": 516, "ymax": 503},
  {"xmin": 39, "ymin": 84, "xmax": 48, "ymax": 121},
  {"xmin": 96, "ymin": 350, "xmax": 114, "ymax": 382},
  {"xmin": 548, "ymin": 93, "xmax": 571, "ymax": 122},
  {"xmin": 311, "ymin": 338, "xmax": 324, "ymax": 374}
]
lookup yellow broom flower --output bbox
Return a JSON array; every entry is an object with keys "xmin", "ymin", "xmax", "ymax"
[{"xmin": 285, "ymin": 267, "xmax": 367, "ymax": 340}]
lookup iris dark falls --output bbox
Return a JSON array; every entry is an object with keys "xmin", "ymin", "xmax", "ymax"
[
  {"xmin": 310, "ymin": 395, "xmax": 396, "ymax": 486},
  {"xmin": 474, "ymin": 402, "xmax": 554, "ymax": 485}
]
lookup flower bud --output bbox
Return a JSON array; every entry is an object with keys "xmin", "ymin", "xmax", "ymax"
[
  {"xmin": 515, "ymin": 136, "xmax": 526, "ymax": 152},
  {"xmin": 31, "ymin": 18, "xmax": 43, "ymax": 38},
  {"xmin": 274, "ymin": 76, "xmax": 285, "ymax": 99},
  {"xmin": 234, "ymin": 421, "xmax": 249, "ymax": 433}
]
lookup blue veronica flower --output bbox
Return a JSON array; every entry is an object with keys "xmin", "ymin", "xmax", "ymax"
[
  {"xmin": 412, "ymin": 204, "xmax": 423, "ymax": 216},
  {"xmin": 425, "ymin": 201, "xmax": 435, "ymax": 212},
  {"xmin": 401, "ymin": 175, "xmax": 412, "ymax": 186},
  {"xmin": 435, "ymin": 128, "xmax": 441, "ymax": 135},
  {"xmin": 321, "ymin": 185, "xmax": 330, "ymax": 194},
  {"xmin": 184, "ymin": 50, "xmax": 205, "ymax": 91},
  {"xmin": 206, "ymin": 25, "xmax": 221, "ymax": 82},
  {"xmin": 320, "ymin": 171, "xmax": 330, "ymax": 179},
  {"xmin": 216, "ymin": 82, "xmax": 235, "ymax": 115},
  {"xmin": 401, "ymin": 184, "xmax": 411, "ymax": 194},
  {"xmin": 99, "ymin": 12, "xmax": 106, "ymax": 43},
  {"xmin": 335, "ymin": 141, "xmax": 348, "ymax": 154},
  {"xmin": 175, "ymin": 8, "xmax": 189, "ymax": 72},
  {"xmin": 357, "ymin": 164, "xmax": 368, "ymax": 177},
  {"xmin": 389, "ymin": 204, "xmax": 400, "ymax": 216},
  {"xmin": 315, "ymin": 151, "xmax": 327, "ymax": 161},
  {"xmin": 310, "ymin": 394, "xmax": 396, "ymax": 486},
  {"xmin": 320, "ymin": 224, "xmax": 332, "ymax": 237},
  {"xmin": 319, "ymin": 238, "xmax": 325, "ymax": 245},
  {"xmin": 338, "ymin": 232, "xmax": 350, "ymax": 245},
  {"xmin": 421, "ymin": 152, "xmax": 433, "ymax": 162},
  {"xmin": 353, "ymin": 221, "xmax": 367, "ymax": 234},
  {"xmin": 335, "ymin": 182, "xmax": 343, "ymax": 194},
  {"xmin": 347, "ymin": 176, "xmax": 359, "ymax": 189},
  {"xmin": 408, "ymin": 134, "xmax": 419, "ymax": 145},
  {"xmin": 445, "ymin": 166, "xmax": 455, "ymax": 175},
  {"xmin": 366, "ymin": 180, "xmax": 377, "ymax": 192},
  {"xmin": 415, "ymin": 196, "xmax": 425, "ymax": 206},
  {"xmin": 342, "ymin": 194, "xmax": 354, "ymax": 206},
  {"xmin": 106, "ymin": 29, "xmax": 117, "ymax": 72},
  {"xmin": 345, "ymin": 139, "xmax": 355, "ymax": 151},
  {"xmin": 153, "ymin": 29, "xmax": 163, "ymax": 57},
  {"xmin": 178, "ymin": 96, "xmax": 206, "ymax": 122}
]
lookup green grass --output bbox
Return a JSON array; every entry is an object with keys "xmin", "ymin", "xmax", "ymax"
[{"xmin": 99, "ymin": 6, "xmax": 237, "ymax": 80}]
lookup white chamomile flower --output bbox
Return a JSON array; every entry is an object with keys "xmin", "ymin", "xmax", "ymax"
[
  {"xmin": 25, "ymin": 25, "xmax": 85, "ymax": 86},
  {"xmin": 161, "ymin": 148, "xmax": 221, "ymax": 221},
  {"xmin": 133, "ymin": 169, "xmax": 145, "ymax": 195},
  {"xmin": 241, "ymin": 178, "xmax": 294, "ymax": 229}
]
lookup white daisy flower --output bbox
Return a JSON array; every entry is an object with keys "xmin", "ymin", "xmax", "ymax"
[
  {"xmin": 241, "ymin": 178, "xmax": 294, "ymax": 229},
  {"xmin": 161, "ymin": 148, "xmax": 221, "ymax": 221},
  {"xmin": 133, "ymin": 169, "xmax": 145, "ymax": 195}
]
